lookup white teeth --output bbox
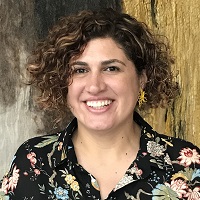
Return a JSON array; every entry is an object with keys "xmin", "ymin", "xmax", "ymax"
[{"xmin": 86, "ymin": 100, "xmax": 112, "ymax": 108}]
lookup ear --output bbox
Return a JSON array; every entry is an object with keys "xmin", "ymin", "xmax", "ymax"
[{"xmin": 139, "ymin": 70, "xmax": 147, "ymax": 89}]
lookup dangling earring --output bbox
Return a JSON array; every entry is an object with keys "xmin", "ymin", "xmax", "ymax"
[{"xmin": 138, "ymin": 88, "xmax": 147, "ymax": 107}]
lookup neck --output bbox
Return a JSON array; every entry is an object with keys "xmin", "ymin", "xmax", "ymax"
[{"xmin": 72, "ymin": 119, "xmax": 141, "ymax": 159}]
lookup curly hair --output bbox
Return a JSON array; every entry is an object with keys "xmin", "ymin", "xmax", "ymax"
[{"xmin": 27, "ymin": 8, "xmax": 178, "ymax": 122}]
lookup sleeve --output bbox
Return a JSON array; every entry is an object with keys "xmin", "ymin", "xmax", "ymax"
[
  {"xmin": 0, "ymin": 146, "xmax": 21, "ymax": 199},
  {"xmin": 0, "ymin": 139, "xmax": 42, "ymax": 200},
  {"xmin": 168, "ymin": 138, "xmax": 200, "ymax": 199},
  {"xmin": 0, "ymin": 157, "xmax": 20, "ymax": 199}
]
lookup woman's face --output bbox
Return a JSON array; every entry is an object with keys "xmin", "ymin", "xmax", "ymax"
[{"xmin": 67, "ymin": 37, "xmax": 146, "ymax": 132}]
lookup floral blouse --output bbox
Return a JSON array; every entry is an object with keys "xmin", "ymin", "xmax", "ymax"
[{"xmin": 0, "ymin": 112, "xmax": 200, "ymax": 200}]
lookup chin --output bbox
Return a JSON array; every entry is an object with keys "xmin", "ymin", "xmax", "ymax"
[{"xmin": 83, "ymin": 120, "xmax": 114, "ymax": 132}]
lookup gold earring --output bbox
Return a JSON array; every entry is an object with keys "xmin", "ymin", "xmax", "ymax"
[{"xmin": 138, "ymin": 88, "xmax": 147, "ymax": 107}]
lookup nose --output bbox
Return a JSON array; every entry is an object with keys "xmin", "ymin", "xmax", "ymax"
[{"xmin": 85, "ymin": 72, "xmax": 106, "ymax": 94}]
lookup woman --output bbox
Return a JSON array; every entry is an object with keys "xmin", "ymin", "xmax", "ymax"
[{"xmin": 1, "ymin": 8, "xmax": 200, "ymax": 200}]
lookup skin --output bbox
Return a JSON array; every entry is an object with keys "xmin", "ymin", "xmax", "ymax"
[{"xmin": 67, "ymin": 37, "xmax": 147, "ymax": 134}]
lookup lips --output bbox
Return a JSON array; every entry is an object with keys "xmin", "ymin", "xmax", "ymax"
[{"xmin": 86, "ymin": 100, "xmax": 113, "ymax": 109}]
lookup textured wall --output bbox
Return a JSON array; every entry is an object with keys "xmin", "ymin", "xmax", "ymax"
[
  {"xmin": 123, "ymin": 0, "xmax": 200, "ymax": 147},
  {"xmin": 0, "ymin": 0, "xmax": 121, "ymax": 178},
  {"xmin": 0, "ymin": 0, "xmax": 43, "ymax": 178}
]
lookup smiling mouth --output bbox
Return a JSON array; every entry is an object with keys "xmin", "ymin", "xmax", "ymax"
[{"xmin": 86, "ymin": 100, "xmax": 113, "ymax": 109}]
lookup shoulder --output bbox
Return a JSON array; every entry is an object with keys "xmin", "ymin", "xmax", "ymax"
[
  {"xmin": 6, "ymin": 131, "xmax": 64, "ymax": 176},
  {"xmin": 0, "ymin": 118, "xmax": 76, "ymax": 199},
  {"xmin": 15, "ymin": 132, "xmax": 60, "ymax": 159},
  {"xmin": 153, "ymin": 131, "xmax": 200, "ymax": 168},
  {"xmin": 4, "ymin": 118, "xmax": 76, "ymax": 175},
  {"xmin": 156, "ymin": 131, "xmax": 199, "ymax": 155},
  {"xmin": 0, "ymin": 132, "xmax": 64, "ymax": 198},
  {"xmin": 137, "ymin": 111, "xmax": 200, "ymax": 168}
]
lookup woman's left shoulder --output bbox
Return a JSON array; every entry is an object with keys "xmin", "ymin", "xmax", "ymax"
[
  {"xmin": 157, "ymin": 131, "xmax": 199, "ymax": 152},
  {"xmin": 155, "ymin": 131, "xmax": 200, "ymax": 167}
]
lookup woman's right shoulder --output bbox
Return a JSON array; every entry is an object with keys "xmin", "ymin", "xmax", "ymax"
[
  {"xmin": 0, "ymin": 131, "xmax": 66, "ymax": 199},
  {"xmin": 15, "ymin": 132, "xmax": 61, "ymax": 159}
]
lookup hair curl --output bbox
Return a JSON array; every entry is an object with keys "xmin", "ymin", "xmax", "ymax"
[{"xmin": 27, "ymin": 8, "xmax": 178, "ymax": 122}]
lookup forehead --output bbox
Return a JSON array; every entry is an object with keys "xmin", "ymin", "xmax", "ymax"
[{"xmin": 75, "ymin": 37, "xmax": 128, "ymax": 62}]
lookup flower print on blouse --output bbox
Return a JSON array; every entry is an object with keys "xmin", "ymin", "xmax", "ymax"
[{"xmin": 0, "ymin": 112, "xmax": 200, "ymax": 200}]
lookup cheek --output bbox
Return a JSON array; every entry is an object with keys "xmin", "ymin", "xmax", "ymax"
[
  {"xmin": 122, "ymin": 81, "xmax": 140, "ymax": 103},
  {"xmin": 67, "ymin": 85, "xmax": 75, "ymax": 105},
  {"xmin": 118, "ymin": 77, "xmax": 140, "ymax": 93},
  {"xmin": 67, "ymin": 86, "xmax": 76, "ymax": 114},
  {"xmin": 67, "ymin": 82, "xmax": 83, "ymax": 103}
]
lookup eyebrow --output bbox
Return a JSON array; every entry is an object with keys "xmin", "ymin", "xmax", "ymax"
[
  {"xmin": 71, "ymin": 59, "xmax": 126, "ymax": 66},
  {"xmin": 101, "ymin": 59, "xmax": 126, "ymax": 66}
]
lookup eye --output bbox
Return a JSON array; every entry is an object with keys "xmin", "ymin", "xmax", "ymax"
[
  {"xmin": 104, "ymin": 66, "xmax": 120, "ymax": 72},
  {"xmin": 72, "ymin": 68, "xmax": 88, "ymax": 74}
]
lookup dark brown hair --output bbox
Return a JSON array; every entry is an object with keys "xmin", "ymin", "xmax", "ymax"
[{"xmin": 27, "ymin": 8, "xmax": 178, "ymax": 122}]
